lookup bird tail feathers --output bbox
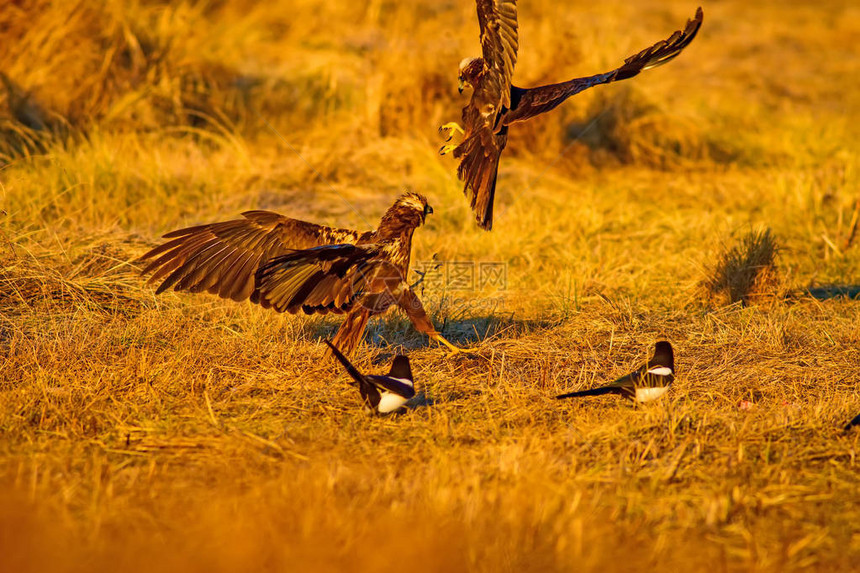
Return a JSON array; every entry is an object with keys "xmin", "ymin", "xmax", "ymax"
[
  {"xmin": 455, "ymin": 128, "xmax": 506, "ymax": 231},
  {"xmin": 324, "ymin": 340, "xmax": 364, "ymax": 385},
  {"xmin": 330, "ymin": 308, "xmax": 371, "ymax": 357}
]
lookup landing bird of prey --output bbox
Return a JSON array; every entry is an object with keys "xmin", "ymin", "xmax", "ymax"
[
  {"xmin": 139, "ymin": 192, "xmax": 462, "ymax": 356},
  {"xmin": 556, "ymin": 341, "xmax": 675, "ymax": 403},
  {"xmin": 440, "ymin": 3, "xmax": 704, "ymax": 230},
  {"xmin": 845, "ymin": 414, "xmax": 860, "ymax": 432},
  {"xmin": 325, "ymin": 340, "xmax": 416, "ymax": 414}
]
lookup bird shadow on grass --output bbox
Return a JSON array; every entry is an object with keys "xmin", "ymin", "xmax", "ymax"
[
  {"xmin": 303, "ymin": 311, "xmax": 560, "ymax": 361},
  {"xmin": 404, "ymin": 388, "xmax": 484, "ymax": 412},
  {"xmin": 799, "ymin": 285, "xmax": 860, "ymax": 301}
]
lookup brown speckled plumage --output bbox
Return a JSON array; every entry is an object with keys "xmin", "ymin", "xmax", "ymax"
[
  {"xmin": 139, "ymin": 192, "xmax": 441, "ymax": 355},
  {"xmin": 452, "ymin": 4, "xmax": 703, "ymax": 231}
]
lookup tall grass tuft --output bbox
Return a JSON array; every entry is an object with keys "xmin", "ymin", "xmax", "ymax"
[{"xmin": 703, "ymin": 228, "xmax": 781, "ymax": 306}]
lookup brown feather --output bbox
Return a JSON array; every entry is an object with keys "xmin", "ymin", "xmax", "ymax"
[
  {"xmin": 140, "ymin": 193, "xmax": 437, "ymax": 356},
  {"xmin": 452, "ymin": 6, "xmax": 703, "ymax": 231},
  {"xmin": 476, "ymin": 0, "xmax": 519, "ymax": 110},
  {"xmin": 139, "ymin": 210, "xmax": 362, "ymax": 300},
  {"xmin": 503, "ymin": 8, "xmax": 703, "ymax": 125},
  {"xmin": 330, "ymin": 308, "xmax": 372, "ymax": 357}
]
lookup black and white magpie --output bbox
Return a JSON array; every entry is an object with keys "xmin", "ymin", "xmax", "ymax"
[
  {"xmin": 844, "ymin": 414, "xmax": 860, "ymax": 432},
  {"xmin": 556, "ymin": 341, "xmax": 675, "ymax": 403},
  {"xmin": 325, "ymin": 340, "xmax": 416, "ymax": 414}
]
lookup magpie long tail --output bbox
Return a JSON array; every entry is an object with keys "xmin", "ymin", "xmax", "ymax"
[
  {"xmin": 324, "ymin": 340, "xmax": 365, "ymax": 386},
  {"xmin": 555, "ymin": 386, "xmax": 619, "ymax": 399}
]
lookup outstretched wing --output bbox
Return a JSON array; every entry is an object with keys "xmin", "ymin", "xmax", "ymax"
[
  {"xmin": 503, "ymin": 7, "xmax": 703, "ymax": 126},
  {"xmin": 614, "ymin": 7, "xmax": 703, "ymax": 80},
  {"xmin": 476, "ymin": 0, "xmax": 519, "ymax": 110},
  {"xmin": 254, "ymin": 244, "xmax": 401, "ymax": 315},
  {"xmin": 138, "ymin": 210, "xmax": 363, "ymax": 302}
]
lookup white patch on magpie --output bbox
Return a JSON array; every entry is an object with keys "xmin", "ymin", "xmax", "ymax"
[
  {"xmin": 377, "ymin": 392, "xmax": 410, "ymax": 414},
  {"xmin": 635, "ymin": 386, "xmax": 669, "ymax": 403},
  {"xmin": 646, "ymin": 366, "xmax": 673, "ymax": 377},
  {"xmin": 388, "ymin": 377, "xmax": 414, "ymax": 388}
]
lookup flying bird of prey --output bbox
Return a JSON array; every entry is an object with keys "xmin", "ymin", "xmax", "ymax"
[
  {"xmin": 845, "ymin": 414, "xmax": 860, "ymax": 432},
  {"xmin": 325, "ymin": 340, "xmax": 416, "ymax": 414},
  {"xmin": 440, "ymin": 3, "xmax": 704, "ymax": 230},
  {"xmin": 139, "ymin": 192, "xmax": 461, "ymax": 356},
  {"xmin": 556, "ymin": 341, "xmax": 675, "ymax": 403}
]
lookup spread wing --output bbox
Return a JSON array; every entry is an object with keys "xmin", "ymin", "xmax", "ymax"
[
  {"xmin": 139, "ymin": 211, "xmax": 363, "ymax": 302},
  {"xmin": 477, "ymin": 0, "xmax": 519, "ymax": 110},
  {"xmin": 254, "ymin": 244, "xmax": 401, "ymax": 315},
  {"xmin": 502, "ymin": 7, "xmax": 703, "ymax": 126},
  {"xmin": 613, "ymin": 7, "xmax": 703, "ymax": 80}
]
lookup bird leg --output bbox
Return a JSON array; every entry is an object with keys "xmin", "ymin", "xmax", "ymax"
[
  {"xmin": 431, "ymin": 332, "xmax": 465, "ymax": 355},
  {"xmin": 398, "ymin": 287, "xmax": 465, "ymax": 355},
  {"xmin": 438, "ymin": 122, "xmax": 465, "ymax": 142},
  {"xmin": 439, "ymin": 123, "xmax": 464, "ymax": 155}
]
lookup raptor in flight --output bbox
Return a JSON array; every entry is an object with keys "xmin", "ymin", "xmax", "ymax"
[
  {"xmin": 139, "ymin": 192, "xmax": 461, "ymax": 356},
  {"xmin": 440, "ymin": 2, "xmax": 703, "ymax": 230}
]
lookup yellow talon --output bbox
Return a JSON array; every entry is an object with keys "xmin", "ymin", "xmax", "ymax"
[
  {"xmin": 432, "ymin": 333, "xmax": 464, "ymax": 355},
  {"xmin": 439, "ymin": 122, "xmax": 465, "ymax": 138},
  {"xmin": 439, "ymin": 143, "xmax": 457, "ymax": 156}
]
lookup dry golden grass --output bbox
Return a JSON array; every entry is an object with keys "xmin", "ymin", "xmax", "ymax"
[
  {"xmin": 2, "ymin": 0, "xmax": 860, "ymax": 571},
  {"xmin": 703, "ymin": 228, "xmax": 781, "ymax": 306}
]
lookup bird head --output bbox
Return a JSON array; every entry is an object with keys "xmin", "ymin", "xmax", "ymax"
[
  {"xmin": 458, "ymin": 57, "xmax": 484, "ymax": 94},
  {"xmin": 376, "ymin": 191, "xmax": 433, "ymax": 241},
  {"xmin": 649, "ymin": 341, "xmax": 675, "ymax": 372},
  {"xmin": 393, "ymin": 191, "xmax": 433, "ymax": 225}
]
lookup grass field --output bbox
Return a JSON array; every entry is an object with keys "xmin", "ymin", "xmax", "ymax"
[{"xmin": 2, "ymin": 0, "xmax": 860, "ymax": 571}]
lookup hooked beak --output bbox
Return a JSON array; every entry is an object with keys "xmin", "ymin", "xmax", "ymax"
[
  {"xmin": 458, "ymin": 78, "xmax": 465, "ymax": 94},
  {"xmin": 424, "ymin": 205, "xmax": 434, "ymax": 218}
]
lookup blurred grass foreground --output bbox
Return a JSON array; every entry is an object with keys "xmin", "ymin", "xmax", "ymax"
[{"xmin": 1, "ymin": 1, "xmax": 860, "ymax": 572}]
